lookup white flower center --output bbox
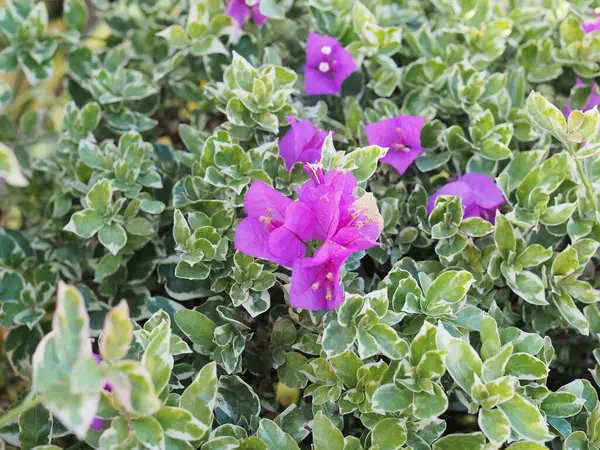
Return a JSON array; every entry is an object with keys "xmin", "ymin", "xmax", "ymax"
[
  {"xmin": 245, "ymin": 0, "xmax": 259, "ymax": 6},
  {"xmin": 321, "ymin": 46, "xmax": 332, "ymax": 55},
  {"xmin": 318, "ymin": 62, "xmax": 330, "ymax": 73}
]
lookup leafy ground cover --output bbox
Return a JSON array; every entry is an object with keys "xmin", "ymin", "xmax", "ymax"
[{"xmin": 1, "ymin": 1, "xmax": 600, "ymax": 449}]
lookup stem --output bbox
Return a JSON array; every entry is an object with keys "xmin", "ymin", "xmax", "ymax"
[
  {"xmin": 0, "ymin": 394, "xmax": 42, "ymax": 428},
  {"xmin": 569, "ymin": 144, "xmax": 599, "ymax": 217}
]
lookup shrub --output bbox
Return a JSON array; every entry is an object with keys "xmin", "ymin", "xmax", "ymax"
[{"xmin": 0, "ymin": 0, "xmax": 600, "ymax": 449}]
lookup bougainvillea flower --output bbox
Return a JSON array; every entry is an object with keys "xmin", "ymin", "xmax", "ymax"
[
  {"xmin": 582, "ymin": 17, "xmax": 600, "ymax": 33},
  {"xmin": 234, "ymin": 181, "xmax": 313, "ymax": 266},
  {"xmin": 305, "ymin": 32, "xmax": 357, "ymax": 96},
  {"xmin": 334, "ymin": 193, "xmax": 384, "ymax": 249},
  {"xmin": 90, "ymin": 353, "xmax": 112, "ymax": 432},
  {"xmin": 227, "ymin": 0, "xmax": 267, "ymax": 27},
  {"xmin": 290, "ymin": 242, "xmax": 352, "ymax": 310},
  {"xmin": 295, "ymin": 165, "xmax": 358, "ymax": 242},
  {"xmin": 364, "ymin": 115, "xmax": 427, "ymax": 175},
  {"xmin": 564, "ymin": 78, "xmax": 600, "ymax": 116},
  {"xmin": 427, "ymin": 173, "xmax": 505, "ymax": 222},
  {"xmin": 279, "ymin": 117, "xmax": 330, "ymax": 169}
]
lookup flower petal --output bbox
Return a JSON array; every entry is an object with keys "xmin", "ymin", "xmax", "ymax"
[
  {"xmin": 290, "ymin": 257, "xmax": 328, "ymax": 310},
  {"xmin": 252, "ymin": 4, "xmax": 267, "ymax": 25},
  {"xmin": 284, "ymin": 201, "xmax": 317, "ymax": 242},
  {"xmin": 331, "ymin": 226, "xmax": 378, "ymax": 252},
  {"xmin": 234, "ymin": 217, "xmax": 273, "ymax": 261},
  {"xmin": 380, "ymin": 147, "xmax": 425, "ymax": 175},
  {"xmin": 227, "ymin": 0, "xmax": 250, "ymax": 26},
  {"xmin": 330, "ymin": 44, "xmax": 357, "ymax": 89},
  {"xmin": 90, "ymin": 417, "xmax": 105, "ymax": 431},
  {"xmin": 426, "ymin": 180, "xmax": 476, "ymax": 215},
  {"xmin": 244, "ymin": 180, "xmax": 292, "ymax": 221},
  {"xmin": 396, "ymin": 115, "xmax": 426, "ymax": 150},
  {"xmin": 296, "ymin": 183, "xmax": 341, "ymax": 241},
  {"xmin": 323, "ymin": 169, "xmax": 358, "ymax": 225},
  {"xmin": 268, "ymin": 227, "xmax": 306, "ymax": 266},
  {"xmin": 364, "ymin": 117, "xmax": 401, "ymax": 150},
  {"xmin": 306, "ymin": 32, "xmax": 341, "ymax": 67},
  {"xmin": 461, "ymin": 172, "xmax": 506, "ymax": 210},
  {"xmin": 583, "ymin": 17, "xmax": 600, "ymax": 34},
  {"xmin": 278, "ymin": 118, "xmax": 298, "ymax": 169},
  {"xmin": 305, "ymin": 67, "xmax": 341, "ymax": 95}
]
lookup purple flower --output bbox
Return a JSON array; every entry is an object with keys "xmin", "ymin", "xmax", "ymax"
[
  {"xmin": 305, "ymin": 32, "xmax": 357, "ymax": 96},
  {"xmin": 279, "ymin": 117, "xmax": 330, "ymax": 169},
  {"xmin": 583, "ymin": 17, "xmax": 600, "ymax": 33},
  {"xmin": 426, "ymin": 173, "xmax": 506, "ymax": 223},
  {"xmin": 234, "ymin": 181, "xmax": 314, "ymax": 267},
  {"xmin": 90, "ymin": 353, "xmax": 113, "ymax": 432},
  {"xmin": 290, "ymin": 241, "xmax": 351, "ymax": 310},
  {"xmin": 364, "ymin": 115, "xmax": 427, "ymax": 175},
  {"xmin": 227, "ymin": 0, "xmax": 267, "ymax": 27},
  {"xmin": 90, "ymin": 417, "xmax": 105, "ymax": 432},
  {"xmin": 564, "ymin": 78, "xmax": 600, "ymax": 116},
  {"xmin": 235, "ymin": 164, "xmax": 383, "ymax": 311}
]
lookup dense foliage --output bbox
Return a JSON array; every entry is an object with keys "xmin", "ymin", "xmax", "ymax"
[{"xmin": 1, "ymin": 0, "xmax": 600, "ymax": 449}]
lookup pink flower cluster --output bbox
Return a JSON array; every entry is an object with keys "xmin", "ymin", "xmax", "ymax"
[{"xmin": 234, "ymin": 164, "xmax": 383, "ymax": 310}]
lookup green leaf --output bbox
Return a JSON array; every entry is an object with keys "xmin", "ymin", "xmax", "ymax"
[
  {"xmin": 322, "ymin": 320, "xmax": 356, "ymax": 358},
  {"xmin": 507, "ymin": 271, "xmax": 548, "ymax": 306},
  {"xmin": 505, "ymin": 442, "xmax": 550, "ymax": 450},
  {"xmin": 18, "ymin": 403, "xmax": 52, "ymax": 449},
  {"xmin": 413, "ymin": 383, "xmax": 448, "ymax": 420},
  {"xmin": 526, "ymin": 91, "xmax": 567, "ymax": 141},
  {"xmin": 31, "ymin": 282, "xmax": 100, "ymax": 438},
  {"xmin": 505, "ymin": 353, "xmax": 548, "ymax": 380},
  {"xmin": 426, "ymin": 271, "xmax": 474, "ymax": 304},
  {"xmin": 432, "ymin": 433, "xmax": 486, "ymax": 450},
  {"xmin": 142, "ymin": 326, "xmax": 173, "ymax": 394},
  {"xmin": 278, "ymin": 352, "xmax": 308, "ymax": 389},
  {"xmin": 498, "ymin": 394, "xmax": 551, "ymax": 442},
  {"xmin": 371, "ymin": 418, "xmax": 407, "ymax": 450},
  {"xmin": 562, "ymin": 431, "xmax": 590, "ymax": 450},
  {"xmin": 180, "ymin": 362, "xmax": 218, "ymax": 429},
  {"xmin": 156, "ymin": 25, "xmax": 190, "ymax": 49},
  {"xmin": 435, "ymin": 324, "xmax": 482, "ymax": 394},
  {"xmin": 478, "ymin": 408, "xmax": 510, "ymax": 444},
  {"xmin": 256, "ymin": 419, "xmax": 300, "ymax": 450},
  {"xmin": 459, "ymin": 217, "xmax": 494, "ymax": 237},
  {"xmin": 0, "ymin": 142, "xmax": 28, "ymax": 186},
  {"xmin": 494, "ymin": 213, "xmax": 516, "ymax": 259},
  {"xmin": 98, "ymin": 223, "xmax": 127, "ymax": 256},
  {"xmin": 368, "ymin": 324, "xmax": 409, "ymax": 359},
  {"xmin": 330, "ymin": 350, "xmax": 363, "ymax": 389},
  {"xmin": 343, "ymin": 145, "xmax": 388, "ymax": 183},
  {"xmin": 215, "ymin": 375, "xmax": 260, "ymax": 426},
  {"xmin": 516, "ymin": 245, "xmax": 553, "ymax": 268},
  {"xmin": 64, "ymin": 0, "xmax": 88, "ymax": 32},
  {"xmin": 86, "ymin": 179, "xmax": 112, "ymax": 213},
  {"xmin": 155, "ymin": 406, "xmax": 207, "ymax": 441},
  {"xmin": 551, "ymin": 291, "xmax": 589, "ymax": 335},
  {"xmin": 173, "ymin": 209, "xmax": 191, "ymax": 250},
  {"xmin": 551, "ymin": 247, "xmax": 580, "ymax": 278},
  {"xmin": 313, "ymin": 411, "xmax": 344, "ymax": 450},
  {"xmin": 541, "ymin": 392, "xmax": 584, "ymax": 418},
  {"xmin": 99, "ymin": 300, "xmax": 132, "ymax": 362},
  {"xmin": 372, "ymin": 384, "xmax": 413, "ymax": 412},
  {"xmin": 64, "ymin": 209, "xmax": 104, "ymax": 239},
  {"xmin": 174, "ymin": 309, "xmax": 217, "ymax": 353},
  {"xmin": 126, "ymin": 217, "xmax": 154, "ymax": 236},
  {"xmin": 132, "ymin": 417, "xmax": 165, "ymax": 450}
]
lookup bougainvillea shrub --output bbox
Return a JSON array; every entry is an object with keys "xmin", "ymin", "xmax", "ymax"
[{"xmin": 2, "ymin": 0, "xmax": 600, "ymax": 449}]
